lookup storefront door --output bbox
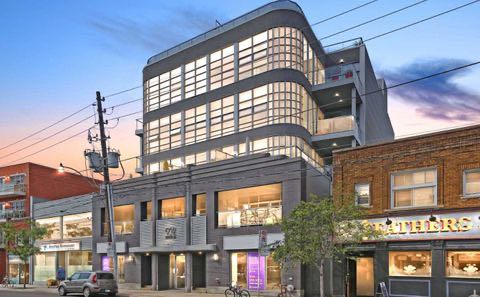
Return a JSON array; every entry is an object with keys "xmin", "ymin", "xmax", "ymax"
[
  {"xmin": 169, "ymin": 254, "xmax": 185, "ymax": 289},
  {"xmin": 356, "ymin": 257, "xmax": 374, "ymax": 297}
]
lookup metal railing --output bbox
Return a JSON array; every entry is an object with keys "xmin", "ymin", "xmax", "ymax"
[
  {"xmin": 324, "ymin": 63, "xmax": 356, "ymax": 83},
  {"xmin": 317, "ymin": 115, "xmax": 355, "ymax": 135},
  {"xmin": 0, "ymin": 209, "xmax": 26, "ymax": 220},
  {"xmin": 0, "ymin": 183, "xmax": 26, "ymax": 195}
]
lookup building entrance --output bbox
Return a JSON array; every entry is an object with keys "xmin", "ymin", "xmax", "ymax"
[
  {"xmin": 355, "ymin": 257, "xmax": 374, "ymax": 297},
  {"xmin": 169, "ymin": 253, "xmax": 185, "ymax": 289}
]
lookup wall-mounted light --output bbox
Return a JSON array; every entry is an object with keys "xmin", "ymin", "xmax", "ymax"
[
  {"xmin": 385, "ymin": 216, "xmax": 392, "ymax": 225},
  {"xmin": 339, "ymin": 59, "xmax": 345, "ymax": 64},
  {"xmin": 146, "ymin": 253, "xmax": 150, "ymax": 256},
  {"xmin": 58, "ymin": 163, "xmax": 65, "ymax": 173},
  {"xmin": 212, "ymin": 253, "xmax": 220, "ymax": 261},
  {"xmin": 334, "ymin": 92, "xmax": 340, "ymax": 97},
  {"xmin": 332, "ymin": 142, "xmax": 338, "ymax": 147},
  {"xmin": 429, "ymin": 211, "xmax": 437, "ymax": 222}
]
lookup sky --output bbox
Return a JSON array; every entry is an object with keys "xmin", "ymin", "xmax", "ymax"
[{"xmin": 0, "ymin": 0, "xmax": 479, "ymax": 178}]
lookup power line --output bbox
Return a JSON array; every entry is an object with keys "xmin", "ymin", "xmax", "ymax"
[
  {"xmin": 364, "ymin": 0, "xmax": 480, "ymax": 42},
  {"xmin": 0, "ymin": 114, "xmax": 95, "ymax": 161},
  {"xmin": 320, "ymin": 0, "xmax": 428, "ymax": 40},
  {"xmin": 104, "ymin": 86, "xmax": 142, "ymax": 98},
  {"xmin": 0, "ymin": 104, "xmax": 93, "ymax": 153},
  {"xmin": 309, "ymin": 0, "xmax": 380, "ymax": 27}
]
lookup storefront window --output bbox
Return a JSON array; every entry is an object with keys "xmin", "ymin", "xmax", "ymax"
[
  {"xmin": 389, "ymin": 251, "xmax": 431, "ymax": 277},
  {"xmin": 67, "ymin": 251, "xmax": 92, "ymax": 275},
  {"xmin": 446, "ymin": 251, "xmax": 480, "ymax": 278},
  {"xmin": 34, "ymin": 253, "xmax": 56, "ymax": 281},
  {"xmin": 102, "ymin": 255, "xmax": 125, "ymax": 283},
  {"xmin": 391, "ymin": 169, "xmax": 437, "ymax": 208},
  {"xmin": 161, "ymin": 197, "xmax": 185, "ymax": 219},
  {"xmin": 102, "ymin": 205, "xmax": 135, "ymax": 236},
  {"xmin": 37, "ymin": 217, "xmax": 61, "ymax": 240},
  {"xmin": 63, "ymin": 213, "xmax": 92, "ymax": 238},
  {"xmin": 231, "ymin": 252, "xmax": 280, "ymax": 290},
  {"xmin": 218, "ymin": 184, "xmax": 282, "ymax": 228}
]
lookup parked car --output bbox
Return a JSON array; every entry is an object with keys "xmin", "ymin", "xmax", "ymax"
[{"xmin": 58, "ymin": 271, "xmax": 118, "ymax": 297}]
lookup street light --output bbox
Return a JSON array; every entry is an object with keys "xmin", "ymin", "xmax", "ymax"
[{"xmin": 58, "ymin": 163, "xmax": 99, "ymax": 190}]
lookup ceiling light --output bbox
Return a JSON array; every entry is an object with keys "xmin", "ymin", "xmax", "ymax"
[
  {"xmin": 332, "ymin": 142, "xmax": 338, "ymax": 147},
  {"xmin": 338, "ymin": 99, "xmax": 343, "ymax": 103},
  {"xmin": 334, "ymin": 92, "xmax": 340, "ymax": 97},
  {"xmin": 339, "ymin": 59, "xmax": 345, "ymax": 64}
]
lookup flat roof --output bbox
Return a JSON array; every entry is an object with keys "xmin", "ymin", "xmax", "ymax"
[{"xmin": 146, "ymin": 0, "xmax": 304, "ymax": 65}]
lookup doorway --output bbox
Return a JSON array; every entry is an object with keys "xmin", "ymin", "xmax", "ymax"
[
  {"xmin": 169, "ymin": 254, "xmax": 185, "ymax": 289},
  {"xmin": 141, "ymin": 254, "xmax": 152, "ymax": 287},
  {"xmin": 356, "ymin": 257, "xmax": 374, "ymax": 297}
]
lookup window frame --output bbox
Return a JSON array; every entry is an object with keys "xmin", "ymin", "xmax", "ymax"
[
  {"xmin": 463, "ymin": 168, "xmax": 480, "ymax": 198},
  {"xmin": 354, "ymin": 183, "xmax": 371, "ymax": 207},
  {"xmin": 390, "ymin": 167, "xmax": 438, "ymax": 209}
]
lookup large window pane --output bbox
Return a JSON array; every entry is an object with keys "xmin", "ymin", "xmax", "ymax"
[
  {"xmin": 63, "ymin": 213, "xmax": 92, "ymax": 239},
  {"xmin": 161, "ymin": 197, "xmax": 185, "ymax": 219},
  {"xmin": 218, "ymin": 184, "xmax": 282, "ymax": 228},
  {"xmin": 392, "ymin": 169, "xmax": 436, "ymax": 208},
  {"xmin": 34, "ymin": 253, "xmax": 56, "ymax": 281},
  {"xmin": 389, "ymin": 251, "xmax": 431, "ymax": 277},
  {"xmin": 103, "ymin": 205, "xmax": 135, "ymax": 235},
  {"xmin": 446, "ymin": 251, "xmax": 480, "ymax": 278},
  {"xmin": 231, "ymin": 252, "xmax": 280, "ymax": 290},
  {"xmin": 37, "ymin": 217, "xmax": 61, "ymax": 240},
  {"xmin": 67, "ymin": 251, "xmax": 92, "ymax": 276},
  {"xmin": 465, "ymin": 170, "xmax": 480, "ymax": 197}
]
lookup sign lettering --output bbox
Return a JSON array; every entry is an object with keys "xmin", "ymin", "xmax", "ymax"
[{"xmin": 165, "ymin": 227, "xmax": 177, "ymax": 239}]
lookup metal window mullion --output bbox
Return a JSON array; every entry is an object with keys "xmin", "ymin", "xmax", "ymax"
[
  {"xmin": 234, "ymin": 42, "xmax": 239, "ymax": 82},
  {"xmin": 180, "ymin": 65, "xmax": 186, "ymax": 100},
  {"xmin": 234, "ymin": 93, "xmax": 239, "ymax": 133}
]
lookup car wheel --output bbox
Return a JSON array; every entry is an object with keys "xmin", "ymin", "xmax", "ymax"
[
  {"xmin": 58, "ymin": 286, "xmax": 67, "ymax": 296},
  {"xmin": 83, "ymin": 287, "xmax": 91, "ymax": 297}
]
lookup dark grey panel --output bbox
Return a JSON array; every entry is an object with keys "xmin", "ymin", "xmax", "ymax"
[
  {"xmin": 191, "ymin": 216, "xmax": 207, "ymax": 245},
  {"xmin": 140, "ymin": 220, "xmax": 154, "ymax": 247},
  {"xmin": 389, "ymin": 278, "xmax": 430, "ymax": 297},
  {"xmin": 33, "ymin": 193, "xmax": 93, "ymax": 218},
  {"xmin": 446, "ymin": 281, "xmax": 480, "ymax": 297}
]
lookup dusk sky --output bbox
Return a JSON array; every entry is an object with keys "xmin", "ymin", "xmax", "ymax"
[{"xmin": 0, "ymin": 0, "xmax": 479, "ymax": 177}]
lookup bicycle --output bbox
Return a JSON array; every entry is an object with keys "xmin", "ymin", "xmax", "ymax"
[
  {"xmin": 1, "ymin": 276, "xmax": 14, "ymax": 288},
  {"xmin": 277, "ymin": 283, "xmax": 295, "ymax": 297},
  {"xmin": 225, "ymin": 283, "xmax": 251, "ymax": 297}
]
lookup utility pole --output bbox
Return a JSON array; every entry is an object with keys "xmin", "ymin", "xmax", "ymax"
[{"xmin": 96, "ymin": 91, "xmax": 118, "ymax": 280}]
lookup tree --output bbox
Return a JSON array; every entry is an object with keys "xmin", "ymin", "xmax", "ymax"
[
  {"xmin": 272, "ymin": 195, "xmax": 381, "ymax": 297},
  {"xmin": 0, "ymin": 219, "xmax": 47, "ymax": 288}
]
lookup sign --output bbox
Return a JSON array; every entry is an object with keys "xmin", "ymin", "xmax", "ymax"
[
  {"xmin": 101, "ymin": 256, "xmax": 112, "ymax": 272},
  {"xmin": 363, "ymin": 211, "xmax": 480, "ymax": 241},
  {"xmin": 40, "ymin": 242, "xmax": 80, "ymax": 252},
  {"xmin": 247, "ymin": 252, "xmax": 265, "ymax": 290},
  {"xmin": 376, "ymin": 282, "xmax": 389, "ymax": 297},
  {"xmin": 259, "ymin": 230, "xmax": 270, "ymax": 256},
  {"xmin": 165, "ymin": 227, "xmax": 177, "ymax": 239}
]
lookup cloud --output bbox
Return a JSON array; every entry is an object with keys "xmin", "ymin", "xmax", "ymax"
[
  {"xmin": 87, "ymin": 5, "xmax": 226, "ymax": 54},
  {"xmin": 381, "ymin": 58, "xmax": 480, "ymax": 122}
]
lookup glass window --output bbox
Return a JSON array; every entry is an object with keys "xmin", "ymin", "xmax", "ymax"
[
  {"xmin": 34, "ymin": 253, "xmax": 56, "ymax": 281},
  {"xmin": 355, "ymin": 183, "xmax": 370, "ymax": 206},
  {"xmin": 217, "ymin": 184, "xmax": 282, "ymax": 228},
  {"xmin": 185, "ymin": 105, "xmax": 207, "ymax": 145},
  {"xmin": 185, "ymin": 56, "xmax": 207, "ymax": 98},
  {"xmin": 161, "ymin": 197, "xmax": 185, "ymax": 219},
  {"xmin": 231, "ymin": 252, "xmax": 280, "ymax": 290},
  {"xmin": 464, "ymin": 169, "xmax": 480, "ymax": 197},
  {"xmin": 389, "ymin": 251, "xmax": 432, "ymax": 277},
  {"xmin": 102, "ymin": 205, "xmax": 135, "ymax": 236},
  {"xmin": 210, "ymin": 45, "xmax": 235, "ymax": 90},
  {"xmin": 210, "ymin": 96, "xmax": 235, "ymax": 139},
  {"xmin": 144, "ymin": 66, "xmax": 181, "ymax": 112},
  {"xmin": 37, "ymin": 217, "xmax": 61, "ymax": 240},
  {"xmin": 194, "ymin": 194, "xmax": 206, "ymax": 216},
  {"xmin": 141, "ymin": 201, "xmax": 152, "ymax": 221},
  {"xmin": 101, "ymin": 255, "xmax": 125, "ymax": 283},
  {"xmin": 63, "ymin": 213, "xmax": 92, "ymax": 239},
  {"xmin": 67, "ymin": 251, "xmax": 92, "ymax": 276},
  {"xmin": 391, "ymin": 169, "xmax": 437, "ymax": 208},
  {"xmin": 446, "ymin": 251, "xmax": 480, "ymax": 278}
]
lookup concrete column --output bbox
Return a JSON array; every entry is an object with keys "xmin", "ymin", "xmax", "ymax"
[
  {"xmin": 185, "ymin": 252, "xmax": 193, "ymax": 292},
  {"xmin": 152, "ymin": 253, "xmax": 158, "ymax": 290},
  {"xmin": 180, "ymin": 64, "xmax": 186, "ymax": 100},
  {"xmin": 234, "ymin": 42, "xmax": 239, "ymax": 82},
  {"xmin": 234, "ymin": 94, "xmax": 239, "ymax": 133}
]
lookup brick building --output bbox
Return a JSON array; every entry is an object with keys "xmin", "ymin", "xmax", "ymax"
[
  {"xmin": 332, "ymin": 125, "xmax": 480, "ymax": 297},
  {"xmin": 0, "ymin": 162, "xmax": 98, "ymax": 284}
]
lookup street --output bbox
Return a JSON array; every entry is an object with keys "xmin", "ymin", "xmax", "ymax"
[{"xmin": 0, "ymin": 287, "xmax": 129, "ymax": 297}]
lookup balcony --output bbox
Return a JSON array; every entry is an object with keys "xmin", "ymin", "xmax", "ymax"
[
  {"xmin": 312, "ymin": 63, "xmax": 363, "ymax": 107},
  {"xmin": 135, "ymin": 156, "xmax": 144, "ymax": 175},
  {"xmin": 0, "ymin": 209, "xmax": 26, "ymax": 220},
  {"xmin": 0, "ymin": 183, "xmax": 26, "ymax": 198},
  {"xmin": 135, "ymin": 118, "xmax": 143, "ymax": 136},
  {"xmin": 312, "ymin": 115, "xmax": 360, "ymax": 157}
]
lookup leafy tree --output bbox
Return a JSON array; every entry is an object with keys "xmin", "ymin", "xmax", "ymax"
[
  {"xmin": 0, "ymin": 219, "xmax": 47, "ymax": 288},
  {"xmin": 272, "ymin": 195, "xmax": 381, "ymax": 297}
]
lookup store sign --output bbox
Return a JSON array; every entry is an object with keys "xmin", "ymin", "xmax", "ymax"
[
  {"xmin": 363, "ymin": 211, "xmax": 480, "ymax": 241},
  {"xmin": 247, "ymin": 252, "xmax": 265, "ymax": 291},
  {"xmin": 40, "ymin": 242, "xmax": 80, "ymax": 252},
  {"xmin": 165, "ymin": 227, "xmax": 177, "ymax": 239}
]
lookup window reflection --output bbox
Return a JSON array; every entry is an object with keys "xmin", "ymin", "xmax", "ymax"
[
  {"xmin": 389, "ymin": 251, "xmax": 431, "ymax": 277},
  {"xmin": 63, "ymin": 213, "xmax": 92, "ymax": 238},
  {"xmin": 161, "ymin": 197, "xmax": 185, "ymax": 219},
  {"xmin": 447, "ymin": 251, "xmax": 480, "ymax": 278}
]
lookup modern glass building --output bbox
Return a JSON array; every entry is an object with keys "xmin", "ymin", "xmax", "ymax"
[{"xmin": 92, "ymin": 1, "xmax": 394, "ymax": 295}]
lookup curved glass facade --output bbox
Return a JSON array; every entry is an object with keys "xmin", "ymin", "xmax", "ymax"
[{"xmin": 144, "ymin": 26, "xmax": 325, "ymax": 112}]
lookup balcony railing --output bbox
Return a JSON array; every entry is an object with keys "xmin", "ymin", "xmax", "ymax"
[
  {"xmin": 324, "ymin": 63, "xmax": 355, "ymax": 83},
  {"xmin": 135, "ymin": 156, "xmax": 143, "ymax": 174},
  {"xmin": 317, "ymin": 115, "xmax": 355, "ymax": 135},
  {"xmin": 0, "ymin": 209, "xmax": 26, "ymax": 220},
  {"xmin": 0, "ymin": 183, "xmax": 26, "ymax": 196}
]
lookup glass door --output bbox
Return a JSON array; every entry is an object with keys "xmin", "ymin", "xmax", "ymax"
[
  {"xmin": 356, "ymin": 257, "xmax": 374, "ymax": 297},
  {"xmin": 175, "ymin": 254, "xmax": 185, "ymax": 289}
]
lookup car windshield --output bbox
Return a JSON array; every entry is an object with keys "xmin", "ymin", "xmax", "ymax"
[{"xmin": 97, "ymin": 273, "xmax": 114, "ymax": 279}]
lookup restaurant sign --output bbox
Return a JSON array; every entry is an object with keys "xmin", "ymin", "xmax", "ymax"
[
  {"xmin": 40, "ymin": 242, "xmax": 80, "ymax": 252},
  {"xmin": 363, "ymin": 211, "xmax": 480, "ymax": 241}
]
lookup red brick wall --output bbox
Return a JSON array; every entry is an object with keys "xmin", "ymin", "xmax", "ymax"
[
  {"xmin": 333, "ymin": 125, "xmax": 480, "ymax": 217},
  {"xmin": 0, "ymin": 249, "xmax": 5, "ymax": 280}
]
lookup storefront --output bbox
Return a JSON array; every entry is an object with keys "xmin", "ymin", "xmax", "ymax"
[
  {"xmin": 8, "ymin": 255, "xmax": 28, "ymax": 285},
  {"xmin": 346, "ymin": 210, "xmax": 480, "ymax": 297}
]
